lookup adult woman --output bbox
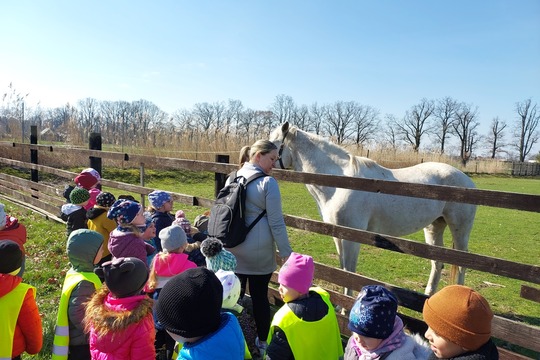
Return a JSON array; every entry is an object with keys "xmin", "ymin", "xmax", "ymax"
[{"xmin": 229, "ymin": 139, "xmax": 293, "ymax": 355}]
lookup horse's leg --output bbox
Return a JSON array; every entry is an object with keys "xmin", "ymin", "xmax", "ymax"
[
  {"xmin": 423, "ymin": 217, "xmax": 447, "ymax": 295},
  {"xmin": 445, "ymin": 206, "xmax": 476, "ymax": 286},
  {"xmin": 341, "ymin": 239, "xmax": 360, "ymax": 297}
]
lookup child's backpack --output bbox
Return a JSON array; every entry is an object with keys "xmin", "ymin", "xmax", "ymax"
[{"xmin": 207, "ymin": 171, "xmax": 266, "ymax": 248}]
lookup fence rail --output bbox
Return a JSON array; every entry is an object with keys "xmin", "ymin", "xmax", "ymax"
[{"xmin": 1, "ymin": 141, "xmax": 539, "ymax": 359}]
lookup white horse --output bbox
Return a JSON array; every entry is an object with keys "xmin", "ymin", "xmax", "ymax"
[{"xmin": 269, "ymin": 122, "xmax": 477, "ymax": 295}]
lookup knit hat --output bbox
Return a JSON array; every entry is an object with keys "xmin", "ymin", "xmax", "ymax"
[
  {"xmin": 81, "ymin": 167, "xmax": 101, "ymax": 182},
  {"xmin": 423, "ymin": 285, "xmax": 493, "ymax": 351},
  {"xmin": 278, "ymin": 252, "xmax": 314, "ymax": 294},
  {"xmin": 215, "ymin": 269, "xmax": 242, "ymax": 311},
  {"xmin": 148, "ymin": 190, "xmax": 172, "ymax": 209},
  {"xmin": 0, "ymin": 240, "xmax": 23, "ymax": 274},
  {"xmin": 96, "ymin": 192, "xmax": 116, "ymax": 208},
  {"xmin": 66, "ymin": 229, "xmax": 104, "ymax": 268},
  {"xmin": 348, "ymin": 285, "xmax": 398, "ymax": 339},
  {"xmin": 156, "ymin": 267, "xmax": 223, "ymax": 338},
  {"xmin": 107, "ymin": 199, "xmax": 142, "ymax": 224},
  {"xmin": 69, "ymin": 187, "xmax": 90, "ymax": 205},
  {"xmin": 95, "ymin": 257, "xmax": 148, "ymax": 298},
  {"xmin": 175, "ymin": 210, "xmax": 186, "ymax": 219},
  {"xmin": 74, "ymin": 172, "xmax": 99, "ymax": 190},
  {"xmin": 160, "ymin": 224, "xmax": 188, "ymax": 252},
  {"xmin": 174, "ymin": 217, "xmax": 192, "ymax": 236},
  {"xmin": 0, "ymin": 203, "xmax": 6, "ymax": 228},
  {"xmin": 200, "ymin": 237, "xmax": 237, "ymax": 272}
]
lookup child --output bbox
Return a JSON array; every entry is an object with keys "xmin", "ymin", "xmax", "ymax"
[
  {"xmin": 156, "ymin": 267, "xmax": 245, "ymax": 360},
  {"xmin": 200, "ymin": 237, "xmax": 237, "ymax": 272},
  {"xmin": 345, "ymin": 285, "xmax": 430, "ymax": 360},
  {"xmin": 423, "ymin": 285, "xmax": 499, "ymax": 359},
  {"xmin": 107, "ymin": 199, "xmax": 155, "ymax": 266},
  {"xmin": 173, "ymin": 210, "xmax": 192, "ymax": 238},
  {"xmin": 193, "ymin": 210, "xmax": 210, "ymax": 235},
  {"xmin": 60, "ymin": 187, "xmax": 90, "ymax": 236},
  {"xmin": 147, "ymin": 190, "xmax": 174, "ymax": 253},
  {"xmin": 0, "ymin": 203, "xmax": 28, "ymax": 277},
  {"xmin": 266, "ymin": 252, "xmax": 343, "ymax": 360},
  {"xmin": 0, "ymin": 240, "xmax": 43, "ymax": 359},
  {"xmin": 86, "ymin": 192, "xmax": 116, "ymax": 264},
  {"xmin": 52, "ymin": 229, "xmax": 104, "ymax": 360},
  {"xmin": 145, "ymin": 224, "xmax": 197, "ymax": 359},
  {"xmin": 74, "ymin": 169, "xmax": 101, "ymax": 210},
  {"xmin": 216, "ymin": 269, "xmax": 257, "ymax": 359},
  {"xmin": 84, "ymin": 257, "xmax": 155, "ymax": 359}
]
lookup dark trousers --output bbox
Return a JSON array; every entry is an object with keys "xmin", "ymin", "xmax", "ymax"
[
  {"xmin": 68, "ymin": 344, "xmax": 91, "ymax": 360},
  {"xmin": 236, "ymin": 272, "xmax": 272, "ymax": 341}
]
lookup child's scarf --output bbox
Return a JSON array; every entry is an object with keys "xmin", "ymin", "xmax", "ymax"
[{"xmin": 353, "ymin": 316, "xmax": 405, "ymax": 360}]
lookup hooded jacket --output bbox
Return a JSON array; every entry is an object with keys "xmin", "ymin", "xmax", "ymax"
[
  {"xmin": 84, "ymin": 287, "xmax": 155, "ymax": 359},
  {"xmin": 60, "ymin": 204, "xmax": 88, "ymax": 236},
  {"xmin": 0, "ymin": 274, "xmax": 43, "ymax": 357},
  {"xmin": 87, "ymin": 206, "xmax": 116, "ymax": 259},
  {"xmin": 0, "ymin": 216, "xmax": 27, "ymax": 253},
  {"xmin": 108, "ymin": 229, "xmax": 155, "ymax": 266}
]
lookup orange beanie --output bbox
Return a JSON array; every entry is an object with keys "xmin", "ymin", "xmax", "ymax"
[{"xmin": 423, "ymin": 285, "xmax": 493, "ymax": 351}]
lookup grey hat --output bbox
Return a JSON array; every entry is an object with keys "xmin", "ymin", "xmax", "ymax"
[{"xmin": 160, "ymin": 224, "xmax": 188, "ymax": 252}]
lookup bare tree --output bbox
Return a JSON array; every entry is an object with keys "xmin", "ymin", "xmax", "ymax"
[
  {"xmin": 395, "ymin": 98, "xmax": 435, "ymax": 151},
  {"xmin": 514, "ymin": 99, "xmax": 539, "ymax": 162},
  {"xmin": 485, "ymin": 117, "xmax": 507, "ymax": 158},
  {"xmin": 193, "ymin": 102, "xmax": 215, "ymax": 132},
  {"xmin": 453, "ymin": 103, "xmax": 480, "ymax": 165},
  {"xmin": 309, "ymin": 102, "xmax": 325, "ymax": 135},
  {"xmin": 223, "ymin": 99, "xmax": 244, "ymax": 135},
  {"xmin": 352, "ymin": 104, "xmax": 379, "ymax": 146},
  {"xmin": 382, "ymin": 114, "xmax": 402, "ymax": 150},
  {"xmin": 77, "ymin": 98, "xmax": 100, "ymax": 142},
  {"xmin": 433, "ymin": 97, "xmax": 458, "ymax": 154},
  {"xmin": 291, "ymin": 104, "xmax": 310, "ymax": 131},
  {"xmin": 324, "ymin": 101, "xmax": 357, "ymax": 144},
  {"xmin": 270, "ymin": 94, "xmax": 295, "ymax": 125}
]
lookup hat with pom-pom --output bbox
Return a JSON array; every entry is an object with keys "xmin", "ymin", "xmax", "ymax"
[
  {"xmin": 69, "ymin": 187, "xmax": 90, "ymax": 205},
  {"xmin": 200, "ymin": 237, "xmax": 237, "ymax": 272},
  {"xmin": 278, "ymin": 252, "xmax": 314, "ymax": 294},
  {"xmin": 156, "ymin": 267, "xmax": 223, "ymax": 338},
  {"xmin": 107, "ymin": 199, "xmax": 142, "ymax": 224},
  {"xmin": 94, "ymin": 257, "xmax": 148, "ymax": 298},
  {"xmin": 348, "ymin": 285, "xmax": 398, "ymax": 339}
]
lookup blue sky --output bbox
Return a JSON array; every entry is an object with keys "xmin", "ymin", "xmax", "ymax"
[{"xmin": 1, "ymin": 1, "xmax": 539, "ymax": 152}]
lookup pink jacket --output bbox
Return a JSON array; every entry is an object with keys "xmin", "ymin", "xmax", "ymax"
[{"xmin": 85, "ymin": 288, "xmax": 155, "ymax": 360}]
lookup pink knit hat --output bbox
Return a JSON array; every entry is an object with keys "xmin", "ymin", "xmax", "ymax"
[{"xmin": 278, "ymin": 252, "xmax": 314, "ymax": 294}]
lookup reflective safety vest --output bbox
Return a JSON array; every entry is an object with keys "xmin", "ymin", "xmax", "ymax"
[
  {"xmin": 0, "ymin": 282, "xmax": 35, "ymax": 360},
  {"xmin": 267, "ymin": 287, "xmax": 344, "ymax": 360},
  {"xmin": 52, "ymin": 270, "xmax": 101, "ymax": 360}
]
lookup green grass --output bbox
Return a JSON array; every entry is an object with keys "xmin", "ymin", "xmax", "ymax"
[{"xmin": 5, "ymin": 172, "xmax": 539, "ymax": 359}]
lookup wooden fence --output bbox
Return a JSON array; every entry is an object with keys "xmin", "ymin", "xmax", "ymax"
[{"xmin": 1, "ymin": 140, "xmax": 539, "ymax": 359}]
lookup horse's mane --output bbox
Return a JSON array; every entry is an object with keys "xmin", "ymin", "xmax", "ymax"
[{"xmin": 290, "ymin": 126, "xmax": 379, "ymax": 173}]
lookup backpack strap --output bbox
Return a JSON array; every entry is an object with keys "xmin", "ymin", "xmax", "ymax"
[{"xmin": 243, "ymin": 172, "xmax": 267, "ymax": 230}]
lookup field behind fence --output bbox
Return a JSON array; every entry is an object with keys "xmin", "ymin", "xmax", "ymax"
[{"xmin": 0, "ymin": 139, "xmax": 539, "ymax": 359}]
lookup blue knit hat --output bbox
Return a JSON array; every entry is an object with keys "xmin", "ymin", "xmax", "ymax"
[
  {"xmin": 348, "ymin": 285, "xmax": 398, "ymax": 339},
  {"xmin": 148, "ymin": 190, "xmax": 172, "ymax": 209},
  {"xmin": 107, "ymin": 199, "xmax": 142, "ymax": 224}
]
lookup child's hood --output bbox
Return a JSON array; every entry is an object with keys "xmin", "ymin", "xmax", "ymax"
[
  {"xmin": 86, "ymin": 207, "xmax": 107, "ymax": 220},
  {"xmin": 61, "ymin": 203, "xmax": 81, "ymax": 215},
  {"xmin": 67, "ymin": 229, "xmax": 103, "ymax": 271}
]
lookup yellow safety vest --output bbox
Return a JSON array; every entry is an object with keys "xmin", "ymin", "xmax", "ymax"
[
  {"xmin": 267, "ymin": 287, "xmax": 344, "ymax": 360},
  {"xmin": 52, "ymin": 270, "xmax": 101, "ymax": 360},
  {"xmin": 0, "ymin": 282, "xmax": 35, "ymax": 360}
]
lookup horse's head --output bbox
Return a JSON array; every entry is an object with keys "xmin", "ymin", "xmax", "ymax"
[{"xmin": 269, "ymin": 122, "xmax": 294, "ymax": 169}]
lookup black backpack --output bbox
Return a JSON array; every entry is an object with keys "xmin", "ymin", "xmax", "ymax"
[{"xmin": 207, "ymin": 171, "xmax": 266, "ymax": 248}]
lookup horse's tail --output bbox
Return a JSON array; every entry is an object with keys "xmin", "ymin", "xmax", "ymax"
[{"xmin": 450, "ymin": 264, "xmax": 459, "ymax": 284}]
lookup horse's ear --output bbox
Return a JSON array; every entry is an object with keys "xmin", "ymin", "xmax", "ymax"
[{"xmin": 281, "ymin": 122, "xmax": 289, "ymax": 132}]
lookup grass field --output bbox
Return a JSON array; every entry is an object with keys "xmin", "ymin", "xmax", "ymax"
[{"xmin": 2, "ymin": 171, "xmax": 538, "ymax": 359}]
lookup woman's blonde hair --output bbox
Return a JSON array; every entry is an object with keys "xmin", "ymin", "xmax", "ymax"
[{"xmin": 241, "ymin": 140, "xmax": 278, "ymax": 164}]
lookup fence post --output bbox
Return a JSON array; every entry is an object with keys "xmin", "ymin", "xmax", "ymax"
[
  {"xmin": 215, "ymin": 155, "xmax": 230, "ymax": 198},
  {"xmin": 89, "ymin": 132, "xmax": 102, "ymax": 190},
  {"xmin": 140, "ymin": 163, "xmax": 145, "ymax": 207},
  {"xmin": 30, "ymin": 125, "xmax": 38, "ymax": 183}
]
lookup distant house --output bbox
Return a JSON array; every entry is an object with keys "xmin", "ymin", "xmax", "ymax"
[{"xmin": 40, "ymin": 128, "xmax": 58, "ymax": 142}]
